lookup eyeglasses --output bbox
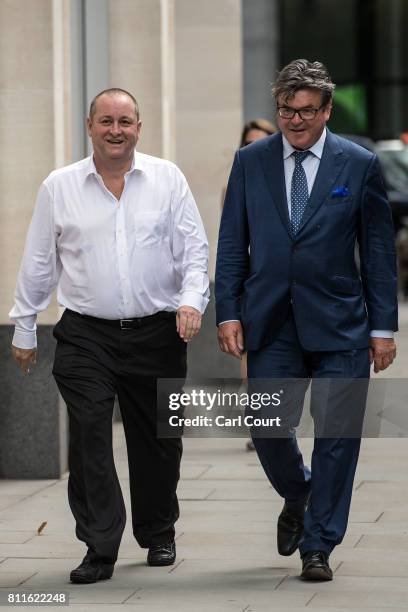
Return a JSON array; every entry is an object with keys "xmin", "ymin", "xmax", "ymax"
[{"xmin": 277, "ymin": 105, "xmax": 324, "ymax": 121}]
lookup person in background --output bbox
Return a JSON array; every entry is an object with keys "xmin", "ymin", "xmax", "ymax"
[{"xmin": 240, "ymin": 118, "xmax": 276, "ymax": 148}]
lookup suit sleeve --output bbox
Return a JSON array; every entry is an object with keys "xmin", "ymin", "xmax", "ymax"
[
  {"xmin": 215, "ymin": 150, "xmax": 249, "ymax": 325},
  {"xmin": 358, "ymin": 154, "xmax": 398, "ymax": 331}
]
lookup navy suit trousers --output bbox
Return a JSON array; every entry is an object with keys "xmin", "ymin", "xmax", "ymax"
[{"xmin": 247, "ymin": 311, "xmax": 370, "ymax": 556}]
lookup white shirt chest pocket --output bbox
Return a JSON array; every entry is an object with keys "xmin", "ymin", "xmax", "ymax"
[{"xmin": 131, "ymin": 211, "xmax": 169, "ymax": 248}]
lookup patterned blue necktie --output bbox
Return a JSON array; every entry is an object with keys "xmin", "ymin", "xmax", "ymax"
[{"xmin": 290, "ymin": 150, "xmax": 310, "ymax": 235}]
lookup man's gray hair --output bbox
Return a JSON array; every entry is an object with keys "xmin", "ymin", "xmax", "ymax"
[
  {"xmin": 89, "ymin": 88, "xmax": 140, "ymax": 120},
  {"xmin": 272, "ymin": 59, "xmax": 335, "ymax": 106}
]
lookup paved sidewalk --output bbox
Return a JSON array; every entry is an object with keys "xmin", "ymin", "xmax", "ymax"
[{"xmin": 1, "ymin": 307, "xmax": 408, "ymax": 611}]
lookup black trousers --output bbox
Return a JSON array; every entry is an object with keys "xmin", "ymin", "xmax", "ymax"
[{"xmin": 52, "ymin": 309, "xmax": 186, "ymax": 564}]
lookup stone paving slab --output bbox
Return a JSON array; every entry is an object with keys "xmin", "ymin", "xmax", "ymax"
[
  {"xmin": 340, "ymin": 522, "xmax": 408, "ymax": 536},
  {"xmin": 354, "ymin": 482, "xmax": 408, "ymax": 500},
  {"xmin": 206, "ymin": 488, "xmax": 277, "ymax": 501},
  {"xmin": 198, "ymin": 464, "xmax": 267, "ymax": 480},
  {"xmin": 159, "ymin": 531, "xmax": 362, "ymax": 559},
  {"xmin": 4, "ymin": 607, "xmax": 241, "ymax": 612},
  {"xmin": 278, "ymin": 575, "xmax": 408, "ymax": 594},
  {"xmin": 329, "ymin": 547, "xmax": 408, "ymax": 564},
  {"xmin": 355, "ymin": 534, "xmax": 408, "ymax": 550},
  {"xmin": 0, "ymin": 481, "xmax": 56, "ymax": 496},
  {"xmin": 309, "ymin": 590, "xmax": 408, "ymax": 609},
  {"xmin": 0, "ymin": 532, "xmax": 34, "ymax": 544},
  {"xmin": 379, "ymin": 510, "xmax": 408, "ymax": 522},
  {"xmin": 67, "ymin": 587, "xmax": 140, "ymax": 605},
  {"xmin": 349, "ymin": 470, "xmax": 408, "ymax": 482},
  {"xmin": 125, "ymin": 585, "xmax": 313, "ymax": 608},
  {"xmin": 0, "ymin": 497, "xmax": 28, "ymax": 512},
  {"xmin": 178, "ymin": 500, "xmax": 380, "ymax": 523},
  {"xmin": 177, "ymin": 513, "xmax": 381, "ymax": 533},
  {"xmin": 336, "ymin": 560, "xmax": 408, "ymax": 578},
  {"xmin": 0, "ymin": 542, "xmax": 84, "ymax": 559},
  {"xmin": 0, "ymin": 572, "xmax": 36, "ymax": 588},
  {"xmin": 180, "ymin": 464, "xmax": 212, "ymax": 479}
]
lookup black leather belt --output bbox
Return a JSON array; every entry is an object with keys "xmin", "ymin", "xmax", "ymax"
[{"xmin": 65, "ymin": 309, "xmax": 176, "ymax": 328}]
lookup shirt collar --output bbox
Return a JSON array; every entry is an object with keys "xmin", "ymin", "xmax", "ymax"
[
  {"xmin": 282, "ymin": 127, "xmax": 327, "ymax": 160},
  {"xmin": 84, "ymin": 150, "xmax": 144, "ymax": 180}
]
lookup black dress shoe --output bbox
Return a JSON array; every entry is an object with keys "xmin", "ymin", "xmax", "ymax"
[
  {"xmin": 147, "ymin": 542, "xmax": 176, "ymax": 566},
  {"xmin": 277, "ymin": 497, "xmax": 308, "ymax": 556},
  {"xmin": 301, "ymin": 550, "xmax": 333, "ymax": 581},
  {"xmin": 70, "ymin": 554, "xmax": 114, "ymax": 584}
]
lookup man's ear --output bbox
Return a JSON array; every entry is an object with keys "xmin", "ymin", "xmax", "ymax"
[
  {"xmin": 325, "ymin": 103, "xmax": 333, "ymax": 121},
  {"xmin": 86, "ymin": 117, "xmax": 92, "ymax": 136}
]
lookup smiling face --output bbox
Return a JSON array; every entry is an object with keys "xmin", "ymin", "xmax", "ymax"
[
  {"xmin": 87, "ymin": 93, "xmax": 141, "ymax": 168},
  {"xmin": 277, "ymin": 88, "xmax": 332, "ymax": 150}
]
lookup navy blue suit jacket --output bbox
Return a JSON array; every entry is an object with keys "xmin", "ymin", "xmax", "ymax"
[{"xmin": 215, "ymin": 130, "xmax": 398, "ymax": 352}]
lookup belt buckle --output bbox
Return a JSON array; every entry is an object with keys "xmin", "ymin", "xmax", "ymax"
[{"xmin": 120, "ymin": 319, "xmax": 134, "ymax": 329}]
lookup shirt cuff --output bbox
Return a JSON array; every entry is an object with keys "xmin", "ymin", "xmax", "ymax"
[
  {"xmin": 370, "ymin": 330, "xmax": 394, "ymax": 338},
  {"xmin": 218, "ymin": 319, "xmax": 240, "ymax": 326},
  {"xmin": 179, "ymin": 291, "xmax": 209, "ymax": 314},
  {"xmin": 12, "ymin": 327, "xmax": 37, "ymax": 350}
]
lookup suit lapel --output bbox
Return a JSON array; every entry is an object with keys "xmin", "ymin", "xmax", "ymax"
[
  {"xmin": 297, "ymin": 130, "xmax": 348, "ymax": 234},
  {"xmin": 259, "ymin": 134, "xmax": 292, "ymax": 238}
]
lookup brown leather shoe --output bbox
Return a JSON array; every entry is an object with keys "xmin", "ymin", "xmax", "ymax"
[{"xmin": 301, "ymin": 550, "xmax": 333, "ymax": 581}]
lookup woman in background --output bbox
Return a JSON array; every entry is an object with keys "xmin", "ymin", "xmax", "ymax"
[{"xmin": 240, "ymin": 117, "xmax": 276, "ymax": 148}]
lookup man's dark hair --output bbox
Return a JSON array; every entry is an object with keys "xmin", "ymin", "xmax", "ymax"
[
  {"xmin": 272, "ymin": 59, "xmax": 335, "ymax": 107},
  {"xmin": 89, "ymin": 88, "xmax": 140, "ymax": 120}
]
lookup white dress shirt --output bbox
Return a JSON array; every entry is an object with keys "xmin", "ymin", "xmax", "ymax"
[
  {"xmin": 10, "ymin": 151, "xmax": 209, "ymax": 349},
  {"xmin": 221, "ymin": 128, "xmax": 392, "ymax": 338}
]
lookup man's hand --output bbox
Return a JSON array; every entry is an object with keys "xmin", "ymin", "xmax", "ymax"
[
  {"xmin": 217, "ymin": 321, "xmax": 244, "ymax": 359},
  {"xmin": 11, "ymin": 345, "xmax": 37, "ymax": 375},
  {"xmin": 176, "ymin": 306, "xmax": 202, "ymax": 342},
  {"xmin": 369, "ymin": 337, "xmax": 396, "ymax": 373}
]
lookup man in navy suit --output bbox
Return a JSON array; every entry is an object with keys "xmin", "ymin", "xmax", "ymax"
[{"xmin": 215, "ymin": 59, "xmax": 397, "ymax": 580}]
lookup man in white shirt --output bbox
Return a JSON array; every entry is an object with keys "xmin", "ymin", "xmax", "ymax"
[{"xmin": 10, "ymin": 88, "xmax": 209, "ymax": 583}]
